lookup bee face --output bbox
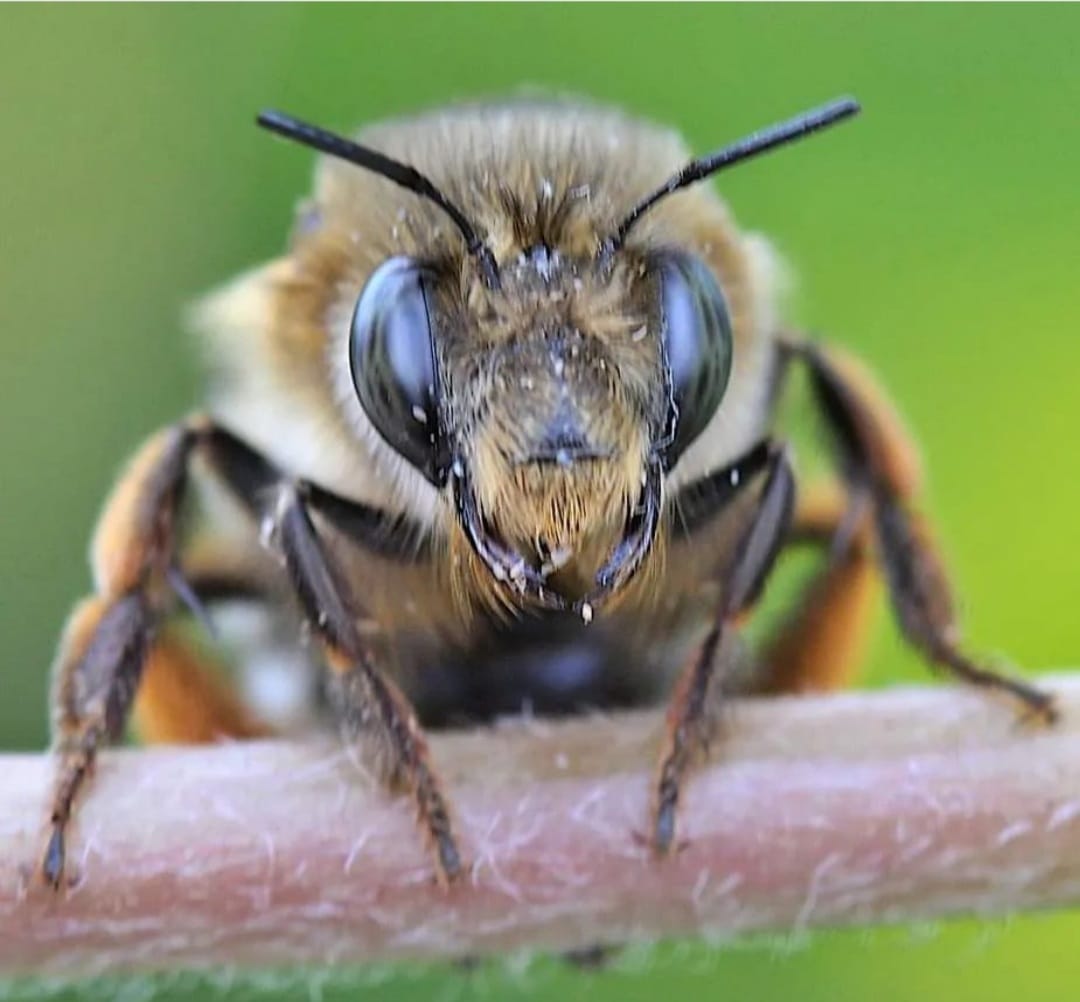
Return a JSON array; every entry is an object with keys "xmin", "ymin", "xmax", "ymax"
[
  {"xmin": 436, "ymin": 247, "xmax": 658, "ymax": 597},
  {"xmin": 224, "ymin": 100, "xmax": 853, "ymax": 616},
  {"xmin": 337, "ymin": 200, "xmax": 742, "ymax": 605}
]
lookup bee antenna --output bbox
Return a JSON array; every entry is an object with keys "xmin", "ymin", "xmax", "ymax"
[
  {"xmin": 257, "ymin": 110, "xmax": 501, "ymax": 288},
  {"xmin": 602, "ymin": 97, "xmax": 861, "ymax": 257}
]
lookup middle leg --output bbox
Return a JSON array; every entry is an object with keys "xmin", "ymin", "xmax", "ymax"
[{"xmin": 754, "ymin": 478, "xmax": 880, "ymax": 695}]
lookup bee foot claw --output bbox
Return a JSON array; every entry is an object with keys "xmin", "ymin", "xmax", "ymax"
[{"xmin": 41, "ymin": 826, "xmax": 66, "ymax": 891}]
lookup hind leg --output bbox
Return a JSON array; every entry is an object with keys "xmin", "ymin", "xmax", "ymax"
[
  {"xmin": 785, "ymin": 336, "xmax": 1055, "ymax": 721},
  {"xmin": 134, "ymin": 627, "xmax": 270, "ymax": 744},
  {"xmin": 44, "ymin": 423, "xmax": 200, "ymax": 887}
]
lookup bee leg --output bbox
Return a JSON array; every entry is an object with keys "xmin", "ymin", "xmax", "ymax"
[
  {"xmin": 43, "ymin": 422, "xmax": 201, "ymax": 889},
  {"xmin": 272, "ymin": 483, "xmax": 462, "ymax": 885},
  {"xmin": 43, "ymin": 420, "xmax": 429, "ymax": 889},
  {"xmin": 199, "ymin": 427, "xmax": 457, "ymax": 877},
  {"xmin": 176, "ymin": 534, "xmax": 278, "ymax": 606},
  {"xmin": 753, "ymin": 479, "xmax": 879, "ymax": 694},
  {"xmin": 791, "ymin": 337, "xmax": 1057, "ymax": 722},
  {"xmin": 133, "ymin": 626, "xmax": 271, "ymax": 744},
  {"xmin": 653, "ymin": 443, "xmax": 796, "ymax": 855},
  {"xmin": 132, "ymin": 540, "xmax": 280, "ymax": 744}
]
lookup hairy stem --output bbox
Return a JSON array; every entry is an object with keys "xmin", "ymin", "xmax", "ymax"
[{"xmin": 2, "ymin": 675, "xmax": 1079, "ymax": 979}]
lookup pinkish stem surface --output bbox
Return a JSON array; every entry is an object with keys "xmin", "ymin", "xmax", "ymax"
[{"xmin": 2, "ymin": 675, "xmax": 1079, "ymax": 979}]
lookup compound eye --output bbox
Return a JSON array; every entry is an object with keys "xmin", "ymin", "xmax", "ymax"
[
  {"xmin": 349, "ymin": 257, "xmax": 447, "ymax": 484},
  {"xmin": 656, "ymin": 251, "xmax": 734, "ymax": 469}
]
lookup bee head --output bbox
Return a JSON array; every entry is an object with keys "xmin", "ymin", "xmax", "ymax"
[{"xmin": 256, "ymin": 98, "xmax": 859, "ymax": 614}]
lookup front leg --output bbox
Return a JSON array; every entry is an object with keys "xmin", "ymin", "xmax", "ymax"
[
  {"xmin": 654, "ymin": 442, "xmax": 796, "ymax": 853},
  {"xmin": 201, "ymin": 426, "xmax": 460, "ymax": 882},
  {"xmin": 271, "ymin": 483, "xmax": 462, "ymax": 884}
]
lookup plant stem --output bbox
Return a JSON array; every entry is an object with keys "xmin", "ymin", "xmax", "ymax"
[{"xmin": 3, "ymin": 675, "xmax": 1079, "ymax": 980}]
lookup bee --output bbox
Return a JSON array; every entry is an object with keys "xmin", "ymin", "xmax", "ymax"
[{"xmin": 40, "ymin": 95, "xmax": 1056, "ymax": 889}]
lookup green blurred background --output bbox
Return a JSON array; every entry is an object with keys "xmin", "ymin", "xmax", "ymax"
[{"xmin": 2, "ymin": 5, "xmax": 1078, "ymax": 1000}]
